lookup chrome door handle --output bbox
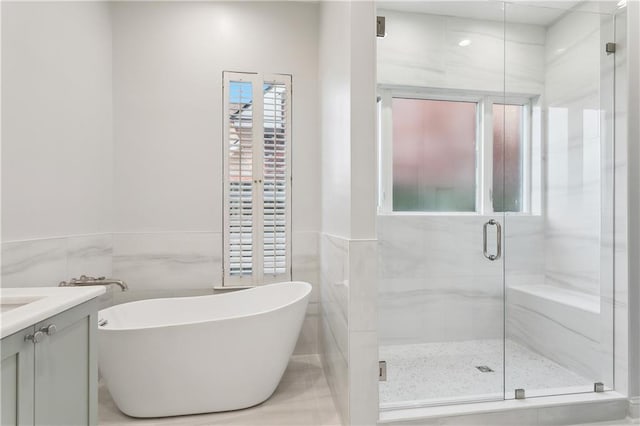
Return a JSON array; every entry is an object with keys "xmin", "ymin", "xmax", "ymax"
[{"xmin": 483, "ymin": 219, "xmax": 502, "ymax": 261}]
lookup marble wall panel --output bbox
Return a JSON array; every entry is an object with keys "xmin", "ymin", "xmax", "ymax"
[
  {"xmin": 377, "ymin": 215, "xmax": 543, "ymax": 345},
  {"xmin": 506, "ymin": 285, "xmax": 603, "ymax": 381},
  {"xmin": 3, "ymin": 230, "xmax": 319, "ymax": 355},
  {"xmin": 378, "ymin": 9, "xmax": 545, "ymax": 95},
  {"xmin": 2, "ymin": 234, "xmax": 112, "ymax": 287},
  {"xmin": 319, "ymin": 232, "xmax": 350, "ymax": 424},
  {"xmin": 111, "ymin": 232, "xmax": 221, "ymax": 290},
  {"xmin": 544, "ymin": 7, "xmax": 603, "ymax": 298}
]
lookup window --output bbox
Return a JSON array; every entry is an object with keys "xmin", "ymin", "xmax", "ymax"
[
  {"xmin": 493, "ymin": 104, "xmax": 524, "ymax": 212},
  {"xmin": 392, "ymin": 98, "xmax": 477, "ymax": 212},
  {"xmin": 379, "ymin": 88, "xmax": 536, "ymax": 214},
  {"xmin": 223, "ymin": 72, "xmax": 292, "ymax": 285}
]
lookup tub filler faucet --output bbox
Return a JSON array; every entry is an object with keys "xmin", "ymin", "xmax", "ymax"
[{"xmin": 59, "ymin": 275, "xmax": 128, "ymax": 291}]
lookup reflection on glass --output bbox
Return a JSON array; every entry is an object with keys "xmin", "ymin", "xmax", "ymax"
[
  {"xmin": 392, "ymin": 98, "xmax": 477, "ymax": 212},
  {"xmin": 493, "ymin": 104, "xmax": 523, "ymax": 212}
]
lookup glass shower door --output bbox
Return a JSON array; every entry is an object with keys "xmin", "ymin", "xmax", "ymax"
[
  {"xmin": 376, "ymin": 1, "xmax": 507, "ymax": 410},
  {"xmin": 502, "ymin": 2, "xmax": 616, "ymax": 399}
]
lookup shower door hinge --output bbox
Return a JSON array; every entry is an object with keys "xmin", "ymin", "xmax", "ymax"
[
  {"xmin": 377, "ymin": 16, "xmax": 386, "ymax": 38},
  {"xmin": 606, "ymin": 42, "xmax": 616, "ymax": 54},
  {"xmin": 515, "ymin": 388, "xmax": 526, "ymax": 399},
  {"xmin": 594, "ymin": 382, "xmax": 605, "ymax": 392},
  {"xmin": 379, "ymin": 361, "xmax": 387, "ymax": 381}
]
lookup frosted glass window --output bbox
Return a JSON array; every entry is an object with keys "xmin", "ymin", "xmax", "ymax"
[
  {"xmin": 493, "ymin": 104, "xmax": 523, "ymax": 212},
  {"xmin": 392, "ymin": 98, "xmax": 477, "ymax": 212}
]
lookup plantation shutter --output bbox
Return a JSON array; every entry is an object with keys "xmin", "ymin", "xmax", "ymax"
[
  {"xmin": 263, "ymin": 79, "xmax": 289, "ymax": 277},
  {"xmin": 223, "ymin": 72, "xmax": 291, "ymax": 286}
]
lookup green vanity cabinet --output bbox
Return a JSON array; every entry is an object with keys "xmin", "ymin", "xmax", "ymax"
[
  {"xmin": 1, "ymin": 327, "xmax": 35, "ymax": 426},
  {"xmin": 1, "ymin": 299, "xmax": 99, "ymax": 426}
]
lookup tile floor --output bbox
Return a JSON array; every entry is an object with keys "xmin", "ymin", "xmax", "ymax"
[
  {"xmin": 99, "ymin": 350, "xmax": 637, "ymax": 426},
  {"xmin": 380, "ymin": 339, "xmax": 593, "ymax": 408},
  {"xmin": 99, "ymin": 354, "xmax": 340, "ymax": 426}
]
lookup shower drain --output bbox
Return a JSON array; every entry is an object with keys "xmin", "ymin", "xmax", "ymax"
[{"xmin": 476, "ymin": 366, "xmax": 494, "ymax": 373}]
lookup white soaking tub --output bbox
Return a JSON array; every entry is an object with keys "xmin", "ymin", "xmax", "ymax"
[{"xmin": 98, "ymin": 281, "xmax": 311, "ymax": 418}]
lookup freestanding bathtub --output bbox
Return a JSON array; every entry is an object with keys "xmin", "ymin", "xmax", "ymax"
[{"xmin": 97, "ymin": 281, "xmax": 311, "ymax": 418}]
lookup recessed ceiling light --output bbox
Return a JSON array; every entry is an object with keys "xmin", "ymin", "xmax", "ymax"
[
  {"xmin": 617, "ymin": 0, "xmax": 627, "ymax": 8},
  {"xmin": 458, "ymin": 39, "xmax": 471, "ymax": 47}
]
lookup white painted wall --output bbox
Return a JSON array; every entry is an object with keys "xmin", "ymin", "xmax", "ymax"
[
  {"xmin": 1, "ymin": 2, "xmax": 114, "ymax": 291},
  {"xmin": 1, "ymin": 1, "xmax": 113, "ymax": 241},
  {"xmin": 110, "ymin": 1, "xmax": 321, "ymax": 354},
  {"xmin": 112, "ymin": 1, "xmax": 319, "ymax": 234},
  {"xmin": 2, "ymin": 1, "xmax": 322, "ymax": 355},
  {"xmin": 319, "ymin": 1, "xmax": 351, "ymax": 239}
]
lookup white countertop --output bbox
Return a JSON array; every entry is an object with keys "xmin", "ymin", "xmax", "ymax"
[{"xmin": 1, "ymin": 287, "xmax": 106, "ymax": 339}]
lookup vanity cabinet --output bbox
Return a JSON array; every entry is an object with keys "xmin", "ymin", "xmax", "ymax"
[
  {"xmin": 1, "ymin": 299, "xmax": 98, "ymax": 426},
  {"xmin": 1, "ymin": 327, "xmax": 34, "ymax": 425}
]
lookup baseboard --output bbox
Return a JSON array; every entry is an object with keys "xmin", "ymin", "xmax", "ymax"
[{"xmin": 630, "ymin": 396, "xmax": 640, "ymax": 418}]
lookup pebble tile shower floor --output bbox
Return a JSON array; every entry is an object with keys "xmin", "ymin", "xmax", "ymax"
[{"xmin": 379, "ymin": 339, "xmax": 593, "ymax": 408}]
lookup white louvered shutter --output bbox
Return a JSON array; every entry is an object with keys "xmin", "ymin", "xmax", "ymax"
[
  {"xmin": 223, "ymin": 72, "xmax": 291, "ymax": 286},
  {"xmin": 263, "ymin": 80, "xmax": 289, "ymax": 277}
]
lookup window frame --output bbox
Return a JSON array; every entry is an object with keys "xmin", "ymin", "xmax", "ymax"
[
  {"xmin": 378, "ymin": 86, "xmax": 536, "ymax": 216},
  {"xmin": 222, "ymin": 71, "xmax": 292, "ymax": 287}
]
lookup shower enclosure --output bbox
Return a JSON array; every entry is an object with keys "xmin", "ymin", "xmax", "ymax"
[{"xmin": 376, "ymin": 1, "xmax": 617, "ymax": 411}]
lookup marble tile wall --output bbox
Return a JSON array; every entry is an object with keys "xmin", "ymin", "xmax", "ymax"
[
  {"xmin": 378, "ymin": 215, "xmax": 544, "ymax": 346},
  {"xmin": 503, "ymin": 6, "xmax": 618, "ymax": 390},
  {"xmin": 319, "ymin": 233, "xmax": 379, "ymax": 425},
  {"xmin": 2, "ymin": 230, "xmax": 320, "ymax": 355},
  {"xmin": 377, "ymin": 9, "xmax": 545, "ymax": 94},
  {"xmin": 319, "ymin": 233, "xmax": 350, "ymax": 424},
  {"xmin": 292, "ymin": 231, "xmax": 322, "ymax": 355},
  {"xmin": 375, "ymin": 5, "xmax": 624, "ymax": 409},
  {"xmin": 543, "ymin": 6, "xmax": 603, "ymax": 297},
  {"xmin": 348, "ymin": 239, "xmax": 379, "ymax": 426},
  {"xmin": 2, "ymin": 234, "xmax": 113, "ymax": 288},
  {"xmin": 111, "ymin": 232, "xmax": 221, "ymax": 290},
  {"xmin": 506, "ymin": 285, "xmax": 603, "ymax": 381}
]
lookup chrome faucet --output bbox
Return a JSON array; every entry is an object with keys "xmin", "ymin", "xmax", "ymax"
[{"xmin": 59, "ymin": 275, "xmax": 128, "ymax": 291}]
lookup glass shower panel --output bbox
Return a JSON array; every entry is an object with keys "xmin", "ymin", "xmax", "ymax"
[
  {"xmin": 503, "ymin": 2, "xmax": 615, "ymax": 399},
  {"xmin": 376, "ymin": 1, "xmax": 506, "ymax": 410}
]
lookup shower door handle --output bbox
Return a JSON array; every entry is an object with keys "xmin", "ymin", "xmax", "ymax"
[{"xmin": 483, "ymin": 219, "xmax": 502, "ymax": 261}]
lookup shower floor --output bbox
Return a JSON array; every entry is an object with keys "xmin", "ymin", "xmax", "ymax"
[{"xmin": 379, "ymin": 339, "xmax": 593, "ymax": 409}]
